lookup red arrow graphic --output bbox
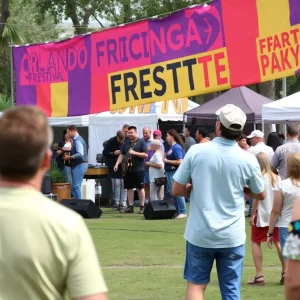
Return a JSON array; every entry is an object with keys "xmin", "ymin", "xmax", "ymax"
[{"xmin": 204, "ymin": 17, "xmax": 212, "ymax": 44}]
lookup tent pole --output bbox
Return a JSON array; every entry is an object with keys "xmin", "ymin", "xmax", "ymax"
[
  {"xmin": 10, "ymin": 42, "xmax": 15, "ymax": 107},
  {"xmin": 183, "ymin": 113, "xmax": 186, "ymax": 134},
  {"xmin": 262, "ymin": 120, "xmax": 264, "ymax": 134},
  {"xmin": 283, "ymin": 78, "xmax": 287, "ymax": 98},
  {"xmin": 253, "ymin": 123, "xmax": 256, "ymax": 130},
  {"xmin": 284, "ymin": 124, "xmax": 287, "ymax": 140}
]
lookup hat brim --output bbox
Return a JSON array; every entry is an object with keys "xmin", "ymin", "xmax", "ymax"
[{"xmin": 247, "ymin": 135, "xmax": 254, "ymax": 139}]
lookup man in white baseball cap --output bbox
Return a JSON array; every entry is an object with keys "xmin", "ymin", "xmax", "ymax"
[
  {"xmin": 247, "ymin": 130, "xmax": 274, "ymax": 161},
  {"xmin": 172, "ymin": 104, "xmax": 265, "ymax": 300}
]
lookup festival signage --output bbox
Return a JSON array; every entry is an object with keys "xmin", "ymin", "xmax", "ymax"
[{"xmin": 13, "ymin": 0, "xmax": 300, "ymax": 117}]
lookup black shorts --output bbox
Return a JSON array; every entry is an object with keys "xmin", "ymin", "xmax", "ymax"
[{"xmin": 124, "ymin": 170, "xmax": 145, "ymax": 189}]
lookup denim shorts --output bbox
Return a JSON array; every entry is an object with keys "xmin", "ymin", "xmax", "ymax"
[
  {"xmin": 144, "ymin": 171, "xmax": 150, "ymax": 185},
  {"xmin": 184, "ymin": 241, "xmax": 245, "ymax": 300},
  {"xmin": 279, "ymin": 227, "xmax": 289, "ymax": 260}
]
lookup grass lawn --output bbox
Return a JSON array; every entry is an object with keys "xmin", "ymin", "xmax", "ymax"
[{"xmin": 86, "ymin": 206, "xmax": 284, "ymax": 300}]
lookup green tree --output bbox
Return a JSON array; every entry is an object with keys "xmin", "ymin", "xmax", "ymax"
[
  {"xmin": 33, "ymin": 0, "xmax": 106, "ymax": 34},
  {"xmin": 0, "ymin": 0, "xmax": 61, "ymax": 104},
  {"xmin": 0, "ymin": 0, "xmax": 9, "ymax": 37},
  {"xmin": 100, "ymin": 0, "xmax": 205, "ymax": 26}
]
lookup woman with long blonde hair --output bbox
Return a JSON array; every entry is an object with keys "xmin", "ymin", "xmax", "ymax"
[
  {"xmin": 248, "ymin": 152, "xmax": 284, "ymax": 285},
  {"xmin": 268, "ymin": 152, "xmax": 300, "ymax": 284}
]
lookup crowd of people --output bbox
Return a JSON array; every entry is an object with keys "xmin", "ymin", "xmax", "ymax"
[
  {"xmin": 102, "ymin": 124, "xmax": 213, "ymax": 218},
  {"xmin": 1, "ymin": 105, "xmax": 300, "ymax": 300}
]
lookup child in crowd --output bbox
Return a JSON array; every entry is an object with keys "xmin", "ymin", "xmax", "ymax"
[{"xmin": 248, "ymin": 152, "xmax": 285, "ymax": 285}]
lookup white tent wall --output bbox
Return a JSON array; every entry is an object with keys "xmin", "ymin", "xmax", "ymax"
[
  {"xmin": 48, "ymin": 115, "xmax": 90, "ymax": 127},
  {"xmin": 262, "ymin": 91, "xmax": 300, "ymax": 124},
  {"xmin": 88, "ymin": 114, "xmax": 157, "ymax": 165}
]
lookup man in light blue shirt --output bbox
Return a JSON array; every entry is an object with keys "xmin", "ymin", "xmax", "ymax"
[
  {"xmin": 65, "ymin": 125, "xmax": 88, "ymax": 199},
  {"xmin": 173, "ymin": 104, "xmax": 265, "ymax": 300}
]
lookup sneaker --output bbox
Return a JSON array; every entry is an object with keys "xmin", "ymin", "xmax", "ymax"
[
  {"xmin": 139, "ymin": 205, "xmax": 145, "ymax": 214},
  {"xmin": 120, "ymin": 206, "xmax": 134, "ymax": 214},
  {"xmin": 118, "ymin": 205, "xmax": 126, "ymax": 212},
  {"xmin": 175, "ymin": 214, "xmax": 187, "ymax": 219}
]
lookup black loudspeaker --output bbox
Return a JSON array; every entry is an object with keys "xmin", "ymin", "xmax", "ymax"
[
  {"xmin": 143, "ymin": 200, "xmax": 176, "ymax": 220},
  {"xmin": 41, "ymin": 173, "xmax": 51, "ymax": 194},
  {"xmin": 61, "ymin": 200, "xmax": 102, "ymax": 219}
]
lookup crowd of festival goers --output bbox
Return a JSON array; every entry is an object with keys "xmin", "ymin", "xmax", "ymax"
[
  {"xmin": 3, "ymin": 105, "xmax": 300, "ymax": 300},
  {"xmin": 100, "ymin": 115, "xmax": 300, "ymax": 298},
  {"xmin": 102, "ymin": 124, "xmax": 211, "ymax": 217},
  {"xmin": 51, "ymin": 115, "xmax": 300, "ymax": 299}
]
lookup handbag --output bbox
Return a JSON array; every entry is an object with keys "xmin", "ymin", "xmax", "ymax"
[{"xmin": 155, "ymin": 177, "xmax": 166, "ymax": 186}]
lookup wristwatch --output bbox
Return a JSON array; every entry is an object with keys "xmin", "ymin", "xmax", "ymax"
[{"xmin": 267, "ymin": 233, "xmax": 273, "ymax": 237}]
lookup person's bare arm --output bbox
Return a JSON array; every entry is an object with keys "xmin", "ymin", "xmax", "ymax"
[
  {"xmin": 267, "ymin": 191, "xmax": 283, "ymax": 249},
  {"xmin": 73, "ymin": 292, "xmax": 108, "ymax": 300},
  {"xmin": 243, "ymin": 187, "xmax": 265, "ymax": 200},
  {"xmin": 114, "ymin": 154, "xmax": 124, "ymax": 171},
  {"xmin": 130, "ymin": 150, "xmax": 148, "ymax": 158},
  {"xmin": 251, "ymin": 199, "xmax": 259, "ymax": 225},
  {"xmin": 164, "ymin": 158, "xmax": 182, "ymax": 166},
  {"xmin": 146, "ymin": 162, "xmax": 162, "ymax": 169},
  {"xmin": 269, "ymin": 191, "xmax": 283, "ymax": 233},
  {"xmin": 172, "ymin": 182, "xmax": 192, "ymax": 197}
]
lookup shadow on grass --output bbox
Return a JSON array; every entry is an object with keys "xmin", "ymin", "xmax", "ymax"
[{"xmin": 89, "ymin": 227, "xmax": 184, "ymax": 234}]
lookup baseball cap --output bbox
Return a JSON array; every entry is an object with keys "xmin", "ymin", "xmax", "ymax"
[
  {"xmin": 247, "ymin": 130, "xmax": 264, "ymax": 139},
  {"xmin": 153, "ymin": 129, "xmax": 162, "ymax": 136},
  {"xmin": 216, "ymin": 104, "xmax": 246, "ymax": 132}
]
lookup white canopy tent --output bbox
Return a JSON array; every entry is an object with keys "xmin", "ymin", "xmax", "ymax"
[
  {"xmin": 48, "ymin": 115, "xmax": 90, "ymax": 127},
  {"xmin": 88, "ymin": 114, "xmax": 157, "ymax": 165},
  {"xmin": 88, "ymin": 98, "xmax": 198, "ymax": 165},
  {"xmin": 46, "ymin": 98, "xmax": 198, "ymax": 164},
  {"xmin": 262, "ymin": 92, "xmax": 300, "ymax": 124}
]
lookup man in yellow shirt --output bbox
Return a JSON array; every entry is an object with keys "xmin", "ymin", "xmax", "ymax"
[{"xmin": 0, "ymin": 106, "xmax": 108, "ymax": 300}]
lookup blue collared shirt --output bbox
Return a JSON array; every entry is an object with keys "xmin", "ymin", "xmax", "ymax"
[
  {"xmin": 72, "ymin": 133, "xmax": 84, "ymax": 159},
  {"xmin": 173, "ymin": 137, "xmax": 264, "ymax": 248}
]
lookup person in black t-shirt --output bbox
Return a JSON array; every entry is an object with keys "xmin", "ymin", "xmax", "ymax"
[
  {"xmin": 114, "ymin": 126, "xmax": 148, "ymax": 214},
  {"xmin": 103, "ymin": 130, "xmax": 127, "ymax": 209}
]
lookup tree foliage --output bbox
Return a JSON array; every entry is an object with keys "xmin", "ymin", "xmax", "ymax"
[
  {"xmin": 0, "ymin": 0, "xmax": 9, "ymax": 37},
  {"xmin": 0, "ymin": 0, "xmax": 61, "ymax": 103}
]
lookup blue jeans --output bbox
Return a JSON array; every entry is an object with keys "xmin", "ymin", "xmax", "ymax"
[
  {"xmin": 164, "ymin": 177, "xmax": 171, "ymax": 200},
  {"xmin": 184, "ymin": 241, "xmax": 245, "ymax": 300},
  {"xmin": 71, "ymin": 163, "xmax": 88, "ymax": 199},
  {"xmin": 166, "ymin": 171, "xmax": 186, "ymax": 215},
  {"xmin": 279, "ymin": 227, "xmax": 289, "ymax": 260},
  {"xmin": 248, "ymin": 198, "xmax": 253, "ymax": 215},
  {"xmin": 63, "ymin": 166, "xmax": 71, "ymax": 183}
]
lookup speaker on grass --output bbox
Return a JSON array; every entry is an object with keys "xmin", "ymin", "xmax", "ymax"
[
  {"xmin": 61, "ymin": 199, "xmax": 102, "ymax": 219},
  {"xmin": 143, "ymin": 200, "xmax": 176, "ymax": 220},
  {"xmin": 41, "ymin": 173, "xmax": 51, "ymax": 194}
]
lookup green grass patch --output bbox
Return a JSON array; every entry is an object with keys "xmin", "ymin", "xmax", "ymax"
[{"xmin": 86, "ymin": 206, "xmax": 284, "ymax": 300}]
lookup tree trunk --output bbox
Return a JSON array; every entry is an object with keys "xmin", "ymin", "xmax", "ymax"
[
  {"xmin": 259, "ymin": 80, "xmax": 275, "ymax": 138},
  {"xmin": 203, "ymin": 92, "xmax": 218, "ymax": 103},
  {"xmin": 122, "ymin": 0, "xmax": 131, "ymax": 24},
  {"xmin": 0, "ymin": 0, "xmax": 10, "ymax": 37}
]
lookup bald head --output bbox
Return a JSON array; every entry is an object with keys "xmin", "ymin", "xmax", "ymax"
[
  {"xmin": 143, "ymin": 127, "xmax": 151, "ymax": 141},
  {"xmin": 116, "ymin": 130, "xmax": 125, "ymax": 143}
]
